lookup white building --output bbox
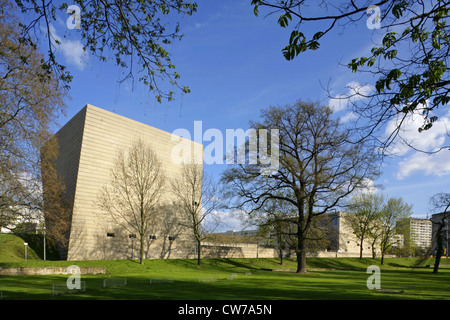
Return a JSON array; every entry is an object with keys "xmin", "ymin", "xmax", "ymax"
[{"xmin": 409, "ymin": 218, "xmax": 432, "ymax": 249}]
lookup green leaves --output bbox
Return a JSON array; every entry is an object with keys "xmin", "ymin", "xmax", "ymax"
[
  {"xmin": 282, "ymin": 30, "xmax": 321, "ymax": 60},
  {"xmin": 375, "ymin": 69, "xmax": 402, "ymax": 93},
  {"xmin": 382, "ymin": 32, "xmax": 397, "ymax": 48},
  {"xmin": 348, "ymin": 57, "xmax": 376, "ymax": 73},
  {"xmin": 392, "ymin": 0, "xmax": 408, "ymax": 19},
  {"xmin": 251, "ymin": 0, "xmax": 261, "ymax": 16},
  {"xmin": 250, "ymin": 0, "xmax": 450, "ymax": 139},
  {"xmin": 283, "ymin": 30, "xmax": 305, "ymax": 60},
  {"xmin": 278, "ymin": 12, "xmax": 292, "ymax": 28},
  {"xmin": 14, "ymin": 0, "xmax": 198, "ymax": 103}
]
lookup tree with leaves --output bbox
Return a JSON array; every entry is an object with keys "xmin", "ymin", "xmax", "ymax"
[
  {"xmin": 251, "ymin": 0, "xmax": 450, "ymax": 152},
  {"xmin": 40, "ymin": 136, "xmax": 73, "ymax": 259},
  {"xmin": 221, "ymin": 100, "xmax": 381, "ymax": 273},
  {"xmin": 346, "ymin": 193, "xmax": 412, "ymax": 261},
  {"xmin": 378, "ymin": 197, "xmax": 412, "ymax": 264},
  {"xmin": 13, "ymin": 0, "xmax": 197, "ymax": 102},
  {"xmin": 346, "ymin": 193, "xmax": 385, "ymax": 259},
  {"xmin": 1, "ymin": 1, "xmax": 67, "ymax": 245}
]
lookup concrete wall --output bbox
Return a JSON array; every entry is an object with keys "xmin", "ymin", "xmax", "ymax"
[
  {"xmin": 0, "ymin": 267, "xmax": 108, "ymax": 275},
  {"xmin": 201, "ymin": 243, "xmax": 278, "ymax": 259},
  {"xmin": 52, "ymin": 104, "xmax": 202, "ymax": 261}
]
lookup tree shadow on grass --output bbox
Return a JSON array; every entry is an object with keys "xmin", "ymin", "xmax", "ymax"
[{"xmin": 2, "ymin": 267, "xmax": 449, "ymax": 300}]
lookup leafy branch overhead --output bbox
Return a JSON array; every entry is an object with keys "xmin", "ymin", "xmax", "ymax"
[
  {"xmin": 251, "ymin": 0, "xmax": 450, "ymax": 146},
  {"xmin": 13, "ymin": 0, "xmax": 197, "ymax": 102}
]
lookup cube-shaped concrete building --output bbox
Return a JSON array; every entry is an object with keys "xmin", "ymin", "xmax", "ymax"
[{"xmin": 49, "ymin": 104, "xmax": 202, "ymax": 260}]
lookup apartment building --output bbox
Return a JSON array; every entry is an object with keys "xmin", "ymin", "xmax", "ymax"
[{"xmin": 409, "ymin": 218, "xmax": 433, "ymax": 249}]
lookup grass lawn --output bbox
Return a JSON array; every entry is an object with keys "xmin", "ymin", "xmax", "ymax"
[
  {"xmin": 1, "ymin": 257, "xmax": 450, "ymax": 300},
  {"xmin": 1, "ymin": 234, "xmax": 450, "ymax": 300}
]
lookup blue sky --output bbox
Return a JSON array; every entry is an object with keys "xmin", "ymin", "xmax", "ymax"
[{"xmin": 48, "ymin": 1, "xmax": 449, "ymax": 229}]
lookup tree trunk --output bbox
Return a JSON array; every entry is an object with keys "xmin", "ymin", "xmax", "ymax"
[
  {"xmin": 139, "ymin": 206, "xmax": 145, "ymax": 264},
  {"xmin": 140, "ymin": 235, "xmax": 145, "ymax": 264},
  {"xmin": 297, "ymin": 244, "xmax": 307, "ymax": 273},
  {"xmin": 296, "ymin": 204, "xmax": 307, "ymax": 273},
  {"xmin": 372, "ymin": 239, "xmax": 377, "ymax": 259},
  {"xmin": 277, "ymin": 232, "xmax": 284, "ymax": 265},
  {"xmin": 278, "ymin": 244, "xmax": 284, "ymax": 265},
  {"xmin": 380, "ymin": 239, "xmax": 388, "ymax": 265},
  {"xmin": 433, "ymin": 225, "xmax": 443, "ymax": 273},
  {"xmin": 296, "ymin": 229, "xmax": 307, "ymax": 273},
  {"xmin": 197, "ymin": 238, "xmax": 202, "ymax": 266},
  {"xmin": 359, "ymin": 236, "xmax": 364, "ymax": 259}
]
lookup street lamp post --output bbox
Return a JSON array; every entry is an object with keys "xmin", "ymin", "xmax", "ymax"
[
  {"xmin": 43, "ymin": 228, "xmax": 46, "ymax": 261},
  {"xmin": 24, "ymin": 243, "xmax": 28, "ymax": 262}
]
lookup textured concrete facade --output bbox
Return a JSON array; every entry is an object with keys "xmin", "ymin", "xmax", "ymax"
[
  {"xmin": 327, "ymin": 211, "xmax": 383, "ymax": 257},
  {"xmin": 52, "ymin": 104, "xmax": 202, "ymax": 261}
]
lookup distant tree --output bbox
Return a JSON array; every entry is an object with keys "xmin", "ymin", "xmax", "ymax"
[
  {"xmin": 170, "ymin": 163, "xmax": 221, "ymax": 265},
  {"xmin": 251, "ymin": 197, "xmax": 297, "ymax": 265},
  {"xmin": 13, "ymin": 0, "xmax": 197, "ymax": 102},
  {"xmin": 378, "ymin": 197, "xmax": 412, "ymax": 264},
  {"xmin": 251, "ymin": 0, "xmax": 450, "ymax": 152},
  {"xmin": 98, "ymin": 138, "xmax": 166, "ymax": 264},
  {"xmin": 367, "ymin": 220, "xmax": 383, "ymax": 259},
  {"xmin": 346, "ymin": 193, "xmax": 385, "ymax": 259},
  {"xmin": 222, "ymin": 100, "xmax": 381, "ymax": 273}
]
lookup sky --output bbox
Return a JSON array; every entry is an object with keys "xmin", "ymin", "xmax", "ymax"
[{"xmin": 44, "ymin": 1, "xmax": 449, "ymax": 230}]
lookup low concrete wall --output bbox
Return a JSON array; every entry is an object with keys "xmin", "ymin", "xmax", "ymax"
[
  {"xmin": 0, "ymin": 266, "xmax": 108, "ymax": 275},
  {"xmin": 201, "ymin": 244, "xmax": 278, "ymax": 259},
  {"xmin": 310, "ymin": 251, "xmax": 397, "ymax": 258}
]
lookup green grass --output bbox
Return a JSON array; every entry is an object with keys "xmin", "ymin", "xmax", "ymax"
[
  {"xmin": 1, "ymin": 234, "xmax": 450, "ymax": 300},
  {"xmin": 1, "ymin": 258, "xmax": 450, "ymax": 300},
  {"xmin": 0, "ymin": 233, "xmax": 41, "ymax": 262}
]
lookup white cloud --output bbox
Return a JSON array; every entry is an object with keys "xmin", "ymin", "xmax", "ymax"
[
  {"xmin": 328, "ymin": 94, "xmax": 349, "ymax": 112},
  {"xmin": 384, "ymin": 106, "xmax": 450, "ymax": 156},
  {"xmin": 384, "ymin": 106, "xmax": 450, "ymax": 179},
  {"xmin": 340, "ymin": 111, "xmax": 358, "ymax": 123},
  {"xmin": 349, "ymin": 178, "xmax": 379, "ymax": 196},
  {"xmin": 49, "ymin": 24, "xmax": 88, "ymax": 70},
  {"xmin": 203, "ymin": 210, "xmax": 246, "ymax": 233},
  {"xmin": 397, "ymin": 150, "xmax": 450, "ymax": 179}
]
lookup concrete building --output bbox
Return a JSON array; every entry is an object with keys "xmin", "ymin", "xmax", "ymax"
[
  {"xmin": 46, "ymin": 104, "xmax": 202, "ymax": 260},
  {"xmin": 325, "ymin": 211, "xmax": 383, "ymax": 257},
  {"xmin": 409, "ymin": 218, "xmax": 433, "ymax": 249},
  {"xmin": 210, "ymin": 213, "xmax": 384, "ymax": 258}
]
